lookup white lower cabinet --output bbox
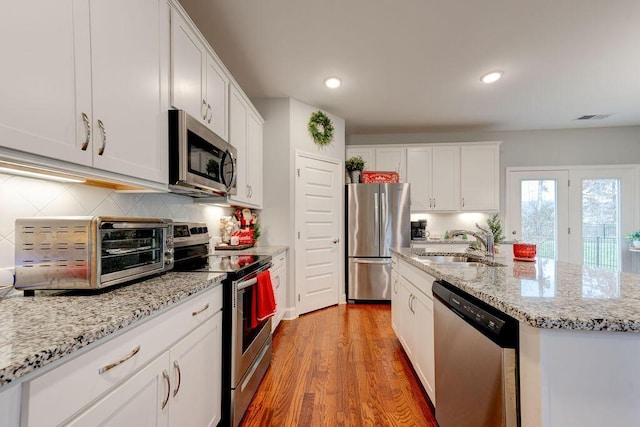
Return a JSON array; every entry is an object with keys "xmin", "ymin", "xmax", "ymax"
[
  {"xmin": 390, "ymin": 256, "xmax": 401, "ymax": 335},
  {"xmin": 270, "ymin": 251, "xmax": 288, "ymax": 332},
  {"xmin": 393, "ymin": 259, "xmax": 436, "ymax": 406},
  {"xmin": 20, "ymin": 286, "xmax": 222, "ymax": 427}
]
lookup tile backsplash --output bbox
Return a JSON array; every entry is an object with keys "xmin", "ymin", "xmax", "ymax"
[{"xmin": 0, "ymin": 173, "xmax": 228, "ymax": 269}]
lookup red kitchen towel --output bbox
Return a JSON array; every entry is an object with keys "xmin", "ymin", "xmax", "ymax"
[{"xmin": 251, "ymin": 270, "xmax": 277, "ymax": 328}]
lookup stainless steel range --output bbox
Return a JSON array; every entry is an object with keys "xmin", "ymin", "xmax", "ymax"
[{"xmin": 173, "ymin": 222, "xmax": 272, "ymax": 427}]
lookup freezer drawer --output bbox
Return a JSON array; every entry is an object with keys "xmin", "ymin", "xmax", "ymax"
[{"xmin": 348, "ymin": 258, "xmax": 392, "ymax": 301}]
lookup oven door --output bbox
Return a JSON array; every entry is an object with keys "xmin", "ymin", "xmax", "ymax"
[{"xmin": 232, "ymin": 264, "xmax": 273, "ymax": 386}]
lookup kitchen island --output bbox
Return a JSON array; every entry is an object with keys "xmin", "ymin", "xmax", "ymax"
[{"xmin": 392, "ymin": 247, "xmax": 640, "ymax": 427}]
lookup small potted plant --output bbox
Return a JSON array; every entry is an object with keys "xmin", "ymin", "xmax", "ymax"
[
  {"xmin": 626, "ymin": 230, "xmax": 640, "ymax": 248},
  {"xmin": 345, "ymin": 156, "xmax": 366, "ymax": 183}
]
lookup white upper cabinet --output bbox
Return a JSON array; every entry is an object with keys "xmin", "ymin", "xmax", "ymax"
[
  {"xmin": 375, "ymin": 147, "xmax": 407, "ymax": 182},
  {"xmin": 460, "ymin": 144, "xmax": 500, "ymax": 211},
  {"xmin": 345, "ymin": 146, "xmax": 407, "ymax": 182},
  {"xmin": 0, "ymin": 0, "xmax": 169, "ymax": 184},
  {"xmin": 0, "ymin": 1, "xmax": 91, "ymax": 166},
  {"xmin": 355, "ymin": 142, "xmax": 500, "ymax": 212},
  {"xmin": 407, "ymin": 146, "xmax": 459, "ymax": 211},
  {"xmin": 228, "ymin": 85, "xmax": 263, "ymax": 208},
  {"xmin": 170, "ymin": 8, "xmax": 229, "ymax": 141}
]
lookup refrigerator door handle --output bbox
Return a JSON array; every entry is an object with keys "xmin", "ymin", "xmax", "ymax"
[
  {"xmin": 351, "ymin": 258, "xmax": 392, "ymax": 265},
  {"xmin": 374, "ymin": 191, "xmax": 379, "ymax": 235}
]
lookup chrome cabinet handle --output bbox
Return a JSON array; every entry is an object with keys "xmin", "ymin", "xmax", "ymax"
[
  {"xmin": 275, "ymin": 276, "xmax": 280, "ymax": 289},
  {"xmin": 173, "ymin": 360, "xmax": 182, "ymax": 397},
  {"xmin": 162, "ymin": 370, "xmax": 170, "ymax": 409},
  {"xmin": 192, "ymin": 303, "xmax": 209, "ymax": 316},
  {"xmin": 462, "ymin": 197, "xmax": 465, "ymax": 208},
  {"xmin": 206, "ymin": 104, "xmax": 212, "ymax": 124},
  {"xmin": 429, "ymin": 198, "xmax": 433, "ymax": 208},
  {"xmin": 81, "ymin": 112, "xmax": 91, "ymax": 151},
  {"xmin": 433, "ymin": 198, "xmax": 436, "ymax": 208},
  {"xmin": 98, "ymin": 345, "xmax": 140, "ymax": 374},
  {"xmin": 97, "ymin": 119, "xmax": 106, "ymax": 156},
  {"xmin": 202, "ymin": 99, "xmax": 207, "ymax": 120}
]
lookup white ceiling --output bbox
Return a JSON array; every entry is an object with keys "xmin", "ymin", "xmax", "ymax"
[{"xmin": 178, "ymin": 0, "xmax": 640, "ymax": 135}]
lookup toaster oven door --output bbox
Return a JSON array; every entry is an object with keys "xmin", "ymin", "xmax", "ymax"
[{"xmin": 99, "ymin": 221, "xmax": 170, "ymax": 287}]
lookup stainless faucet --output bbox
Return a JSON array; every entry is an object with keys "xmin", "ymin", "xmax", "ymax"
[{"xmin": 449, "ymin": 224, "xmax": 494, "ymax": 260}]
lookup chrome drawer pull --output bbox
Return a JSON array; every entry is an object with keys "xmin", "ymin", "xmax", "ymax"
[
  {"xmin": 98, "ymin": 345, "xmax": 140, "ymax": 374},
  {"xmin": 81, "ymin": 112, "xmax": 91, "ymax": 151},
  {"xmin": 173, "ymin": 360, "xmax": 182, "ymax": 397},
  {"xmin": 162, "ymin": 370, "xmax": 170, "ymax": 409},
  {"xmin": 192, "ymin": 303, "xmax": 210, "ymax": 316},
  {"xmin": 202, "ymin": 99, "xmax": 207, "ymax": 120}
]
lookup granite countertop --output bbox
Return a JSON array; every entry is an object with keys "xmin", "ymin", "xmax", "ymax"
[
  {"xmin": 393, "ymin": 247, "xmax": 640, "ymax": 333},
  {"xmin": 0, "ymin": 271, "xmax": 225, "ymax": 388},
  {"xmin": 212, "ymin": 245, "xmax": 288, "ymax": 257}
]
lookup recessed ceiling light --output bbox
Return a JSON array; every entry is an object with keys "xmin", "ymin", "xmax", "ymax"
[
  {"xmin": 324, "ymin": 77, "xmax": 342, "ymax": 89},
  {"xmin": 480, "ymin": 71, "xmax": 503, "ymax": 84}
]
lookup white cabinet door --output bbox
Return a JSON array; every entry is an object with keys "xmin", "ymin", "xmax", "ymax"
[
  {"xmin": 406, "ymin": 147, "xmax": 433, "ymax": 211},
  {"xmin": 460, "ymin": 144, "xmax": 500, "ymax": 211},
  {"xmin": 391, "ymin": 256, "xmax": 401, "ymax": 335},
  {"xmin": 247, "ymin": 110, "xmax": 264, "ymax": 207},
  {"xmin": 169, "ymin": 312, "xmax": 222, "ymax": 427},
  {"xmin": 228, "ymin": 86, "xmax": 249, "ymax": 205},
  {"xmin": 375, "ymin": 147, "xmax": 406, "ymax": 182},
  {"xmin": 270, "ymin": 252, "xmax": 287, "ymax": 331},
  {"xmin": 90, "ymin": 0, "xmax": 168, "ymax": 183},
  {"xmin": 170, "ymin": 8, "xmax": 207, "ymax": 124},
  {"xmin": 170, "ymin": 9, "xmax": 229, "ymax": 141},
  {"xmin": 0, "ymin": 1, "xmax": 91, "ymax": 166},
  {"xmin": 345, "ymin": 147, "xmax": 375, "ymax": 171},
  {"xmin": 431, "ymin": 146, "xmax": 460, "ymax": 211},
  {"xmin": 397, "ymin": 277, "xmax": 413, "ymax": 357},
  {"xmin": 412, "ymin": 287, "xmax": 436, "ymax": 406},
  {"xmin": 228, "ymin": 85, "xmax": 263, "ymax": 208},
  {"xmin": 206, "ymin": 56, "xmax": 229, "ymax": 141},
  {"xmin": 66, "ymin": 352, "xmax": 170, "ymax": 427}
]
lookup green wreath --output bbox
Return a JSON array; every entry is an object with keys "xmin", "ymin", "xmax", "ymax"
[{"xmin": 308, "ymin": 111, "xmax": 334, "ymax": 147}]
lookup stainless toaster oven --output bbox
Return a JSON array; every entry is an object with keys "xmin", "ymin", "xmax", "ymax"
[{"xmin": 15, "ymin": 217, "xmax": 174, "ymax": 291}]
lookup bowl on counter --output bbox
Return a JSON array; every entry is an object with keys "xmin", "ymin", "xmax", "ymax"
[{"xmin": 513, "ymin": 243, "xmax": 537, "ymax": 261}]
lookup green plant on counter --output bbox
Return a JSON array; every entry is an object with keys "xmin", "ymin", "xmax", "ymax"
[
  {"xmin": 625, "ymin": 230, "xmax": 640, "ymax": 241},
  {"xmin": 345, "ymin": 156, "xmax": 366, "ymax": 172},
  {"xmin": 486, "ymin": 213, "xmax": 505, "ymax": 244}
]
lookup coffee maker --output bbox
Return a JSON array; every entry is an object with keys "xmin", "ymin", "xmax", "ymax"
[{"xmin": 411, "ymin": 220, "xmax": 427, "ymax": 240}]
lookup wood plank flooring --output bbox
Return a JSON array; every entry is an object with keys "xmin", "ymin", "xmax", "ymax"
[{"xmin": 240, "ymin": 304, "xmax": 438, "ymax": 426}]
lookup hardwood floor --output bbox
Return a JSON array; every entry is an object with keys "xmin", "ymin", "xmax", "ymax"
[{"xmin": 240, "ymin": 304, "xmax": 438, "ymax": 426}]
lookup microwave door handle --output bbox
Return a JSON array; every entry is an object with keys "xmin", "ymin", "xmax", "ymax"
[{"xmin": 225, "ymin": 149, "xmax": 237, "ymax": 190}]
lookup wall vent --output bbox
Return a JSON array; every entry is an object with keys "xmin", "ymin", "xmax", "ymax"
[{"xmin": 576, "ymin": 114, "xmax": 611, "ymax": 120}]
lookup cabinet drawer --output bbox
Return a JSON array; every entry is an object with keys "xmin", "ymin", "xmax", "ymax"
[
  {"xmin": 271, "ymin": 251, "xmax": 286, "ymax": 270},
  {"xmin": 22, "ymin": 285, "xmax": 222, "ymax": 427},
  {"xmin": 399, "ymin": 259, "xmax": 434, "ymax": 299}
]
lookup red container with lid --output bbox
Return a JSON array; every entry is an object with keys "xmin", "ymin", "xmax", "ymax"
[{"xmin": 513, "ymin": 243, "xmax": 537, "ymax": 261}]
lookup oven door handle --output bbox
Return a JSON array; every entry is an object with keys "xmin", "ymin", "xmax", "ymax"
[
  {"xmin": 235, "ymin": 264, "xmax": 272, "ymax": 291},
  {"xmin": 237, "ymin": 277, "xmax": 258, "ymax": 291}
]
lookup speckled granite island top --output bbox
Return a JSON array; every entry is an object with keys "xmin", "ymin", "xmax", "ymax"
[
  {"xmin": 393, "ymin": 247, "xmax": 640, "ymax": 333},
  {"xmin": 0, "ymin": 271, "xmax": 225, "ymax": 387}
]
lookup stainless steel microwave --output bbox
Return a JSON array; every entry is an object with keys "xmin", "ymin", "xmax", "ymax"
[
  {"xmin": 15, "ymin": 217, "xmax": 174, "ymax": 291},
  {"xmin": 168, "ymin": 110, "xmax": 237, "ymax": 198}
]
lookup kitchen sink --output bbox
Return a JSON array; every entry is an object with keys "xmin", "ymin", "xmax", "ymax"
[{"xmin": 412, "ymin": 254, "xmax": 505, "ymax": 267}]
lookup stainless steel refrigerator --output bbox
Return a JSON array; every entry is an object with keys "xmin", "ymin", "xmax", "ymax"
[{"xmin": 346, "ymin": 183, "xmax": 411, "ymax": 301}]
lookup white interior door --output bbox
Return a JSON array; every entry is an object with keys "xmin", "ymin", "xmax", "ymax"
[
  {"xmin": 295, "ymin": 152, "xmax": 342, "ymax": 315},
  {"xmin": 507, "ymin": 170, "xmax": 569, "ymax": 261}
]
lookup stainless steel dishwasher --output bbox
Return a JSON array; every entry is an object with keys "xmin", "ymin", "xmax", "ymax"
[{"xmin": 432, "ymin": 280, "xmax": 519, "ymax": 427}]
